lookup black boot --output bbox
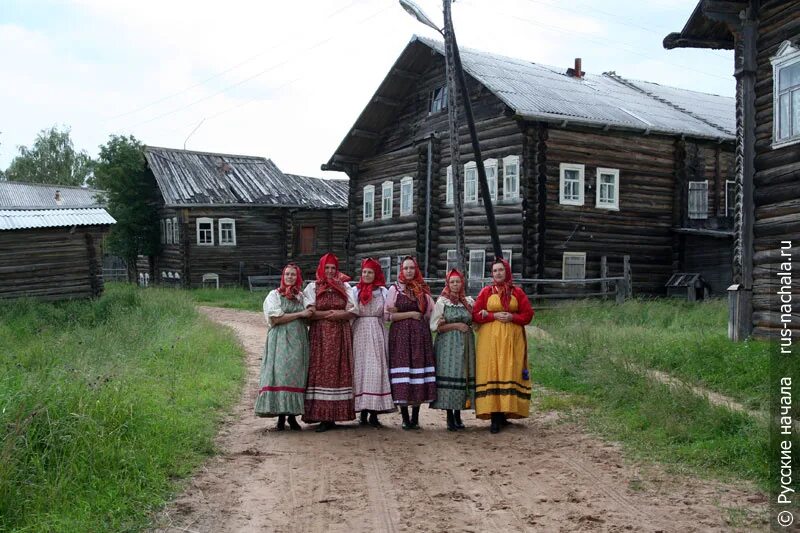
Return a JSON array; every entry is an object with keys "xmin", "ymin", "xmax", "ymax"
[
  {"xmin": 276, "ymin": 414, "xmax": 286, "ymax": 431},
  {"xmin": 287, "ymin": 415, "xmax": 301, "ymax": 430},
  {"xmin": 401, "ymin": 407, "xmax": 412, "ymax": 430},
  {"xmin": 359, "ymin": 409, "xmax": 369, "ymax": 425},
  {"xmin": 490, "ymin": 412, "xmax": 501, "ymax": 434},
  {"xmin": 315, "ymin": 421, "xmax": 335, "ymax": 433},
  {"xmin": 410, "ymin": 406, "xmax": 421, "ymax": 429},
  {"xmin": 453, "ymin": 410, "xmax": 465, "ymax": 430},
  {"xmin": 368, "ymin": 411, "xmax": 382, "ymax": 428},
  {"xmin": 446, "ymin": 409, "xmax": 457, "ymax": 431}
]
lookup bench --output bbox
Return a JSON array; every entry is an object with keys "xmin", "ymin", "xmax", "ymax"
[{"xmin": 248, "ymin": 275, "xmax": 282, "ymax": 292}]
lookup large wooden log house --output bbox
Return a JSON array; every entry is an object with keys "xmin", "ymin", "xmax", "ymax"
[
  {"xmin": 324, "ymin": 36, "xmax": 737, "ymax": 295},
  {"xmin": 0, "ymin": 181, "xmax": 114, "ymax": 301},
  {"xmin": 137, "ymin": 147, "xmax": 348, "ymax": 287},
  {"xmin": 665, "ymin": 0, "xmax": 800, "ymax": 339}
]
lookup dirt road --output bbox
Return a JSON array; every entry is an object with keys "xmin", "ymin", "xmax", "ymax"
[{"xmin": 152, "ymin": 306, "xmax": 767, "ymax": 533}]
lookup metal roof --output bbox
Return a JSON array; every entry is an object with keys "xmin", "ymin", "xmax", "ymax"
[
  {"xmin": 0, "ymin": 181, "xmax": 104, "ymax": 209},
  {"xmin": 145, "ymin": 146, "xmax": 348, "ymax": 209},
  {"xmin": 327, "ymin": 36, "xmax": 735, "ymax": 166},
  {"xmin": 0, "ymin": 208, "xmax": 116, "ymax": 231}
]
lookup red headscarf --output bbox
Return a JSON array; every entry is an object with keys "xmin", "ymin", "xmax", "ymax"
[
  {"xmin": 315, "ymin": 253, "xmax": 350, "ymax": 300},
  {"xmin": 441, "ymin": 268, "xmax": 471, "ymax": 310},
  {"xmin": 356, "ymin": 257, "xmax": 386, "ymax": 305},
  {"xmin": 277, "ymin": 263, "xmax": 303, "ymax": 299},
  {"xmin": 397, "ymin": 256, "xmax": 431, "ymax": 313},
  {"xmin": 491, "ymin": 257, "xmax": 514, "ymax": 311}
]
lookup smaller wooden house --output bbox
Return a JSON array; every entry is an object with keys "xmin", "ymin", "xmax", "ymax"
[
  {"xmin": 139, "ymin": 147, "xmax": 349, "ymax": 287},
  {"xmin": 0, "ymin": 181, "xmax": 115, "ymax": 300}
]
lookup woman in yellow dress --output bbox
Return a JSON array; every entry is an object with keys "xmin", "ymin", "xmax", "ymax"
[{"xmin": 472, "ymin": 258, "xmax": 534, "ymax": 434}]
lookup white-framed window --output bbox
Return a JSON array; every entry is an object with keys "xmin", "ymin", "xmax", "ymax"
[
  {"xmin": 771, "ymin": 40, "xmax": 800, "ymax": 147},
  {"xmin": 446, "ymin": 249, "xmax": 458, "ymax": 273},
  {"xmin": 559, "ymin": 163, "xmax": 585, "ymax": 205},
  {"xmin": 725, "ymin": 180, "xmax": 736, "ymax": 218},
  {"xmin": 363, "ymin": 185, "xmax": 375, "ymax": 222},
  {"xmin": 484, "ymin": 158, "xmax": 498, "ymax": 202},
  {"xmin": 464, "ymin": 161, "xmax": 478, "ymax": 203},
  {"xmin": 445, "ymin": 165, "xmax": 453, "ymax": 206},
  {"xmin": 595, "ymin": 168, "xmax": 619, "ymax": 210},
  {"xmin": 688, "ymin": 181, "xmax": 709, "ymax": 219},
  {"xmin": 381, "ymin": 181, "xmax": 393, "ymax": 219},
  {"xmin": 197, "ymin": 217, "xmax": 214, "ymax": 246},
  {"xmin": 503, "ymin": 155, "xmax": 520, "ymax": 200},
  {"xmin": 468, "ymin": 249, "xmax": 485, "ymax": 280},
  {"xmin": 400, "ymin": 176, "xmax": 414, "ymax": 216},
  {"xmin": 502, "ymin": 249, "xmax": 512, "ymax": 273},
  {"xmin": 172, "ymin": 217, "xmax": 179, "ymax": 244},
  {"xmin": 165, "ymin": 218, "xmax": 173, "ymax": 245},
  {"xmin": 379, "ymin": 256, "xmax": 391, "ymax": 283},
  {"xmin": 430, "ymin": 85, "xmax": 447, "ymax": 113},
  {"xmin": 219, "ymin": 218, "xmax": 236, "ymax": 246},
  {"xmin": 562, "ymin": 252, "xmax": 586, "ymax": 280}
]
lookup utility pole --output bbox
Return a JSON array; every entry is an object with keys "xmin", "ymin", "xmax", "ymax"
[{"xmin": 443, "ymin": 0, "xmax": 465, "ymax": 271}]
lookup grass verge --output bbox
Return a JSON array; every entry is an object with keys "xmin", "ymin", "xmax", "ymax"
[
  {"xmin": 188, "ymin": 287, "xmax": 265, "ymax": 312},
  {"xmin": 0, "ymin": 284, "xmax": 245, "ymax": 532}
]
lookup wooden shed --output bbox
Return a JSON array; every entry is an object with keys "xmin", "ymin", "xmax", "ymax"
[
  {"xmin": 138, "ymin": 147, "xmax": 348, "ymax": 287},
  {"xmin": 0, "ymin": 182, "xmax": 114, "ymax": 300},
  {"xmin": 323, "ymin": 36, "xmax": 736, "ymax": 295},
  {"xmin": 665, "ymin": 0, "xmax": 800, "ymax": 338}
]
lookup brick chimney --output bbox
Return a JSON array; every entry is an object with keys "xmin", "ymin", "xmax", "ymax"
[{"xmin": 566, "ymin": 57, "xmax": 584, "ymax": 79}]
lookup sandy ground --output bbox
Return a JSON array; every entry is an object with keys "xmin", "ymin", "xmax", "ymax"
[{"xmin": 151, "ymin": 306, "xmax": 768, "ymax": 533}]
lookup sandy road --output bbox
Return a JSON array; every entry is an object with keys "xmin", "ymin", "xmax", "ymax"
[{"xmin": 151, "ymin": 306, "xmax": 767, "ymax": 533}]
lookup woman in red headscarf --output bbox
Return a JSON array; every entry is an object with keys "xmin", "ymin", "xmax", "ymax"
[
  {"xmin": 429, "ymin": 269, "xmax": 475, "ymax": 431},
  {"xmin": 350, "ymin": 258, "xmax": 395, "ymax": 427},
  {"xmin": 384, "ymin": 256, "xmax": 436, "ymax": 429},
  {"xmin": 302, "ymin": 253, "xmax": 357, "ymax": 432},
  {"xmin": 472, "ymin": 257, "xmax": 534, "ymax": 434},
  {"xmin": 254, "ymin": 263, "xmax": 313, "ymax": 430}
]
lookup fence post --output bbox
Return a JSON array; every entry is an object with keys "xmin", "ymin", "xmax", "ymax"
[
  {"xmin": 615, "ymin": 280, "xmax": 625, "ymax": 304},
  {"xmin": 600, "ymin": 255, "xmax": 608, "ymax": 299},
  {"xmin": 623, "ymin": 255, "xmax": 632, "ymax": 299}
]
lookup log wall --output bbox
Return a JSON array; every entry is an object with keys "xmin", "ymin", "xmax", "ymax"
[{"xmin": 288, "ymin": 209, "xmax": 349, "ymax": 279}]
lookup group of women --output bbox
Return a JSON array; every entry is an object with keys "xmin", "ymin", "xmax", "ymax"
[{"xmin": 254, "ymin": 253, "xmax": 534, "ymax": 434}]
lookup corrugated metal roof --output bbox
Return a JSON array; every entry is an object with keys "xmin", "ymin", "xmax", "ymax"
[
  {"xmin": 0, "ymin": 181, "xmax": 104, "ymax": 209},
  {"xmin": 418, "ymin": 36, "xmax": 734, "ymax": 139},
  {"xmin": 0, "ymin": 208, "xmax": 116, "ymax": 230},
  {"xmin": 145, "ymin": 147, "xmax": 348, "ymax": 208}
]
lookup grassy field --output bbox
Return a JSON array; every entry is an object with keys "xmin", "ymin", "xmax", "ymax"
[
  {"xmin": 530, "ymin": 297, "xmax": 793, "ymax": 490},
  {"xmin": 188, "ymin": 286, "xmax": 265, "ymax": 312},
  {"xmin": 0, "ymin": 284, "xmax": 245, "ymax": 532}
]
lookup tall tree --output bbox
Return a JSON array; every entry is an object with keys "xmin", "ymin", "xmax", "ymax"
[
  {"xmin": 5, "ymin": 126, "xmax": 94, "ymax": 186},
  {"xmin": 93, "ymin": 135, "xmax": 161, "ymax": 280}
]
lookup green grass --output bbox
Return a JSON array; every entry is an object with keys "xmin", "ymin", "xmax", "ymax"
[
  {"xmin": 0, "ymin": 284, "xmax": 245, "ymax": 532},
  {"xmin": 530, "ymin": 298, "xmax": 796, "ymax": 490},
  {"xmin": 188, "ymin": 287, "xmax": 265, "ymax": 312}
]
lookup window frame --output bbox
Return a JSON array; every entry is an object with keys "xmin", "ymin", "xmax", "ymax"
[
  {"xmin": 445, "ymin": 165, "xmax": 453, "ymax": 206},
  {"xmin": 503, "ymin": 155, "xmax": 520, "ymax": 200},
  {"xmin": 595, "ymin": 167, "xmax": 620, "ymax": 210},
  {"xmin": 395, "ymin": 255, "xmax": 405, "ymax": 281},
  {"xmin": 688, "ymin": 180, "xmax": 709, "ymax": 220},
  {"xmin": 363, "ymin": 185, "xmax": 375, "ymax": 222},
  {"xmin": 562, "ymin": 252, "xmax": 587, "ymax": 280},
  {"xmin": 165, "ymin": 218, "xmax": 173, "ymax": 245},
  {"xmin": 400, "ymin": 176, "xmax": 414, "ymax": 216},
  {"xmin": 484, "ymin": 158, "xmax": 498, "ymax": 202},
  {"xmin": 429, "ymin": 85, "xmax": 448, "ymax": 114},
  {"xmin": 160, "ymin": 219, "xmax": 166, "ymax": 244},
  {"xmin": 381, "ymin": 181, "xmax": 393, "ymax": 219},
  {"xmin": 379, "ymin": 256, "xmax": 391, "ymax": 283},
  {"xmin": 446, "ymin": 249, "xmax": 458, "ymax": 274},
  {"xmin": 468, "ymin": 249, "xmax": 486, "ymax": 281},
  {"xmin": 724, "ymin": 180, "xmax": 736, "ymax": 218},
  {"xmin": 559, "ymin": 163, "xmax": 585, "ymax": 206},
  {"xmin": 464, "ymin": 161, "xmax": 478, "ymax": 204},
  {"xmin": 218, "ymin": 218, "xmax": 236, "ymax": 246},
  {"xmin": 771, "ymin": 40, "xmax": 800, "ymax": 148},
  {"xmin": 172, "ymin": 216, "xmax": 179, "ymax": 244},
  {"xmin": 502, "ymin": 249, "xmax": 512, "ymax": 273},
  {"xmin": 196, "ymin": 217, "xmax": 214, "ymax": 246}
]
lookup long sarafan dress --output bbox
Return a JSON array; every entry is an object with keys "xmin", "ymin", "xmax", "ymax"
[
  {"xmin": 254, "ymin": 290, "xmax": 309, "ymax": 417},
  {"xmin": 472, "ymin": 287, "xmax": 534, "ymax": 419},
  {"xmin": 351, "ymin": 286, "xmax": 395, "ymax": 413},
  {"xmin": 302, "ymin": 282, "xmax": 357, "ymax": 423},
  {"xmin": 429, "ymin": 296, "xmax": 476, "ymax": 411},
  {"xmin": 385, "ymin": 284, "xmax": 437, "ymax": 405}
]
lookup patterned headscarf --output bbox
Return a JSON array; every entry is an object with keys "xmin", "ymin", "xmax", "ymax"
[
  {"xmin": 441, "ymin": 268, "xmax": 471, "ymax": 310},
  {"xmin": 277, "ymin": 263, "xmax": 303, "ymax": 299},
  {"xmin": 397, "ymin": 256, "xmax": 431, "ymax": 313},
  {"xmin": 491, "ymin": 257, "xmax": 514, "ymax": 311},
  {"xmin": 356, "ymin": 257, "xmax": 386, "ymax": 306},
  {"xmin": 315, "ymin": 253, "xmax": 350, "ymax": 300}
]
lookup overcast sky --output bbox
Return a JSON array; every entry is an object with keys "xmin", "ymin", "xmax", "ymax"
[{"xmin": 0, "ymin": 0, "xmax": 733, "ymax": 179}]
